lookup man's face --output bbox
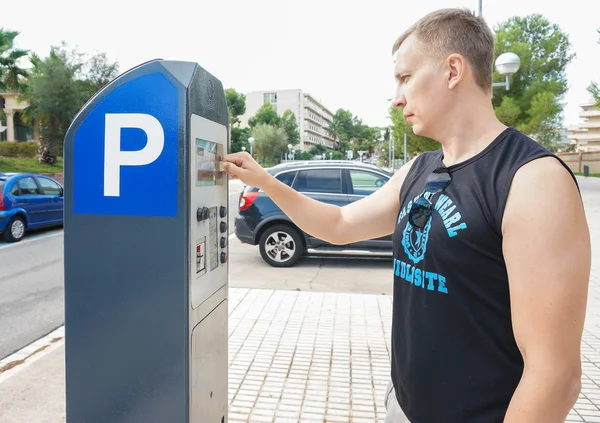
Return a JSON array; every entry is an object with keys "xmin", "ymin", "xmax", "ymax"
[{"xmin": 393, "ymin": 34, "xmax": 449, "ymax": 139}]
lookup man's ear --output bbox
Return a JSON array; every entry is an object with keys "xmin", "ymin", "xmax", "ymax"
[{"xmin": 445, "ymin": 54, "xmax": 465, "ymax": 90}]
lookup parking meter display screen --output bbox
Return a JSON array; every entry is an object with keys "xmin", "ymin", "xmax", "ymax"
[{"xmin": 196, "ymin": 138, "xmax": 224, "ymax": 186}]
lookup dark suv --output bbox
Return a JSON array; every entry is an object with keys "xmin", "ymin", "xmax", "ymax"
[{"xmin": 234, "ymin": 160, "xmax": 393, "ymax": 267}]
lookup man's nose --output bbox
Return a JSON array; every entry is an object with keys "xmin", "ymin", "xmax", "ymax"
[{"xmin": 392, "ymin": 95, "xmax": 406, "ymax": 109}]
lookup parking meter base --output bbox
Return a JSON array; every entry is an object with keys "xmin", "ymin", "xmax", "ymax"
[{"xmin": 63, "ymin": 59, "xmax": 230, "ymax": 423}]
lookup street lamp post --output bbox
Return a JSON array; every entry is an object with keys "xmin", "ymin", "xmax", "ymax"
[
  {"xmin": 493, "ymin": 52, "xmax": 521, "ymax": 90},
  {"xmin": 248, "ymin": 137, "xmax": 254, "ymax": 157}
]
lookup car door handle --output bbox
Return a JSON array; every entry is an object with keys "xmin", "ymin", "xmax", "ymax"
[{"xmin": 20, "ymin": 199, "xmax": 29, "ymax": 204}]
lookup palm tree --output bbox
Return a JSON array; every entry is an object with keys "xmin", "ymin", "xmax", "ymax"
[
  {"xmin": 328, "ymin": 120, "xmax": 343, "ymax": 150},
  {"xmin": 0, "ymin": 29, "xmax": 29, "ymax": 92}
]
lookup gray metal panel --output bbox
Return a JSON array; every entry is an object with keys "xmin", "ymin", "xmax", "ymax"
[
  {"xmin": 188, "ymin": 64, "xmax": 230, "ymax": 128},
  {"xmin": 63, "ymin": 60, "xmax": 194, "ymax": 423}
]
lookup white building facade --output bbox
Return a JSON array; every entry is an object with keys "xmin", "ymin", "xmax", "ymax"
[
  {"xmin": 568, "ymin": 101, "xmax": 600, "ymax": 152},
  {"xmin": 238, "ymin": 89, "xmax": 336, "ymax": 152}
]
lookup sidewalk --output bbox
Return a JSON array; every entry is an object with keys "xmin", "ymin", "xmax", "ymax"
[{"xmin": 0, "ymin": 288, "xmax": 393, "ymax": 423}]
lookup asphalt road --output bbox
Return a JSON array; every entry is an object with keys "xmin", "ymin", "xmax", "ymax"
[{"xmin": 0, "ymin": 180, "xmax": 245, "ymax": 361}]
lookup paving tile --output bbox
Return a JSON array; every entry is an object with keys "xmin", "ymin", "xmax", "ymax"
[{"xmin": 227, "ymin": 288, "xmax": 392, "ymax": 422}]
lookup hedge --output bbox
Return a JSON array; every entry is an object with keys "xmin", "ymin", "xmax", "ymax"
[{"xmin": 0, "ymin": 141, "xmax": 39, "ymax": 157}]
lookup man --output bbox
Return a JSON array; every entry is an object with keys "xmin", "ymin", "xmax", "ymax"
[{"xmin": 223, "ymin": 8, "xmax": 590, "ymax": 422}]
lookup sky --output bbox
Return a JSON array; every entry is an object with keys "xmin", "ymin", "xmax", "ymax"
[{"xmin": 4, "ymin": 0, "xmax": 598, "ymax": 129}]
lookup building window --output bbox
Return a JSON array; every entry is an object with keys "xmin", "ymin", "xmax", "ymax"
[{"xmin": 263, "ymin": 93, "xmax": 277, "ymax": 104}]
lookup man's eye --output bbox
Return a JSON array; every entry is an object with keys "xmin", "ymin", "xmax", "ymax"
[{"xmin": 401, "ymin": 76, "xmax": 410, "ymax": 82}]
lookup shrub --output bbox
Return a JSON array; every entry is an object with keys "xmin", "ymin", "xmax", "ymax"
[{"xmin": 0, "ymin": 141, "xmax": 39, "ymax": 157}]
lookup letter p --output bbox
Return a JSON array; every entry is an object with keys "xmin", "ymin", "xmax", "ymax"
[{"xmin": 103, "ymin": 113, "xmax": 165, "ymax": 197}]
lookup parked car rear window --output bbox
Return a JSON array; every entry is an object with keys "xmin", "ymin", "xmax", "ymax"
[
  {"xmin": 0, "ymin": 180, "xmax": 4, "ymax": 190},
  {"xmin": 349, "ymin": 170, "xmax": 386, "ymax": 196},
  {"xmin": 295, "ymin": 169, "xmax": 342, "ymax": 194},
  {"xmin": 37, "ymin": 177, "xmax": 62, "ymax": 195},
  {"xmin": 275, "ymin": 171, "xmax": 297, "ymax": 187}
]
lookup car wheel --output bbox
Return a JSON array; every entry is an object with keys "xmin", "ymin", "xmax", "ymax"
[
  {"xmin": 4, "ymin": 216, "xmax": 26, "ymax": 242},
  {"xmin": 259, "ymin": 224, "xmax": 303, "ymax": 267}
]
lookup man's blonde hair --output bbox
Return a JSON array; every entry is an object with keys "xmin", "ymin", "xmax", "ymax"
[{"xmin": 392, "ymin": 8, "xmax": 495, "ymax": 91}]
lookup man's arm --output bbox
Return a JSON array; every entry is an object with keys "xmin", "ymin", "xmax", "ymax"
[
  {"xmin": 501, "ymin": 157, "xmax": 590, "ymax": 422},
  {"xmin": 224, "ymin": 152, "xmax": 416, "ymax": 245}
]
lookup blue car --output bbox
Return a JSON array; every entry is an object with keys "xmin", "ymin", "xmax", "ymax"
[{"xmin": 0, "ymin": 172, "xmax": 64, "ymax": 242}]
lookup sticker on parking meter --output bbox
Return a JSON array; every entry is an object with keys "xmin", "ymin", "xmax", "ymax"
[{"xmin": 73, "ymin": 72, "xmax": 178, "ymax": 216}]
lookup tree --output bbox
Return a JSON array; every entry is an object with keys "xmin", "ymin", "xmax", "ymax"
[
  {"xmin": 76, "ymin": 51, "xmax": 119, "ymax": 100},
  {"xmin": 588, "ymin": 28, "xmax": 600, "ymax": 108},
  {"xmin": 309, "ymin": 144, "xmax": 327, "ymax": 156},
  {"xmin": 389, "ymin": 107, "xmax": 439, "ymax": 157},
  {"xmin": 225, "ymin": 88, "xmax": 246, "ymax": 126},
  {"xmin": 245, "ymin": 103, "xmax": 300, "ymax": 153},
  {"xmin": 331, "ymin": 109, "xmax": 355, "ymax": 144},
  {"xmin": 280, "ymin": 109, "xmax": 300, "ymax": 146},
  {"xmin": 328, "ymin": 118, "xmax": 343, "ymax": 149},
  {"xmin": 20, "ymin": 43, "xmax": 119, "ymax": 164},
  {"xmin": 251, "ymin": 123, "xmax": 288, "ymax": 166},
  {"xmin": 248, "ymin": 102, "xmax": 281, "ymax": 128},
  {"xmin": 225, "ymin": 88, "xmax": 250, "ymax": 153},
  {"xmin": 0, "ymin": 29, "xmax": 29, "ymax": 92},
  {"xmin": 231, "ymin": 126, "xmax": 251, "ymax": 154},
  {"xmin": 329, "ymin": 108, "xmax": 382, "ymax": 157},
  {"xmin": 492, "ymin": 14, "xmax": 575, "ymax": 151}
]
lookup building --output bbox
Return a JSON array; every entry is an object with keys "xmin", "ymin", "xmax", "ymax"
[
  {"xmin": 567, "ymin": 101, "xmax": 600, "ymax": 152},
  {"xmin": 238, "ymin": 89, "xmax": 336, "ymax": 152},
  {"xmin": 0, "ymin": 91, "xmax": 39, "ymax": 142}
]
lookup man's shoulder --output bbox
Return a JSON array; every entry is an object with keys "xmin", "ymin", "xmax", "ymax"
[
  {"xmin": 513, "ymin": 155, "xmax": 577, "ymax": 188},
  {"xmin": 503, "ymin": 127, "xmax": 555, "ymax": 155}
]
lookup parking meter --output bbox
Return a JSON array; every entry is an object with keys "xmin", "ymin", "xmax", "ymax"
[{"xmin": 63, "ymin": 59, "xmax": 230, "ymax": 423}]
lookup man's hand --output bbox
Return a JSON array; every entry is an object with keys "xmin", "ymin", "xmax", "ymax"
[
  {"xmin": 223, "ymin": 152, "xmax": 272, "ymax": 190},
  {"xmin": 502, "ymin": 157, "xmax": 590, "ymax": 422}
]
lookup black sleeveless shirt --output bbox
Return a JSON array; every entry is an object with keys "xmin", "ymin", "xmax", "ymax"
[{"xmin": 391, "ymin": 127, "xmax": 577, "ymax": 422}]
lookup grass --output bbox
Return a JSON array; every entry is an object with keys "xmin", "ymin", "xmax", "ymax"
[
  {"xmin": 0, "ymin": 156, "xmax": 63, "ymax": 174},
  {"xmin": 574, "ymin": 172, "xmax": 600, "ymax": 178}
]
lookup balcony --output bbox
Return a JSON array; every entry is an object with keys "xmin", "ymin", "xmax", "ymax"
[
  {"xmin": 303, "ymin": 136, "xmax": 334, "ymax": 149},
  {"xmin": 579, "ymin": 109, "xmax": 600, "ymax": 118},
  {"xmin": 573, "ymin": 121, "xmax": 600, "ymax": 129},
  {"xmin": 569, "ymin": 132, "xmax": 600, "ymax": 142},
  {"xmin": 305, "ymin": 113, "xmax": 325, "ymax": 126},
  {"xmin": 304, "ymin": 125, "xmax": 322, "ymax": 136},
  {"xmin": 304, "ymin": 101, "xmax": 331, "ymax": 120}
]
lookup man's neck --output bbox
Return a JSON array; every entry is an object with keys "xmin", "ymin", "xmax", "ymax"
[{"xmin": 436, "ymin": 100, "xmax": 507, "ymax": 167}]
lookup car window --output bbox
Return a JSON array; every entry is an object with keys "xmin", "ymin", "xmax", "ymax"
[
  {"xmin": 275, "ymin": 171, "xmax": 297, "ymax": 187},
  {"xmin": 0, "ymin": 180, "xmax": 4, "ymax": 191},
  {"xmin": 37, "ymin": 177, "xmax": 62, "ymax": 195},
  {"xmin": 295, "ymin": 169, "xmax": 342, "ymax": 194},
  {"xmin": 9, "ymin": 182, "xmax": 19, "ymax": 195},
  {"xmin": 17, "ymin": 177, "xmax": 40, "ymax": 195},
  {"xmin": 349, "ymin": 170, "xmax": 387, "ymax": 196}
]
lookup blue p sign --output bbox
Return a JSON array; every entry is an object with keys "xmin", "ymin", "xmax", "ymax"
[{"xmin": 73, "ymin": 72, "xmax": 179, "ymax": 217}]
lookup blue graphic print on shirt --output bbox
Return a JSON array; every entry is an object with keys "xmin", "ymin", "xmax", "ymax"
[{"xmin": 395, "ymin": 192, "xmax": 468, "ymax": 295}]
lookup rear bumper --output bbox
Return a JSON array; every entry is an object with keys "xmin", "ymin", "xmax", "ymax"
[{"xmin": 234, "ymin": 215, "xmax": 255, "ymax": 244}]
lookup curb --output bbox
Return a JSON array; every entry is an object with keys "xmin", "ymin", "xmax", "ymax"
[{"xmin": 0, "ymin": 326, "xmax": 65, "ymax": 385}]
